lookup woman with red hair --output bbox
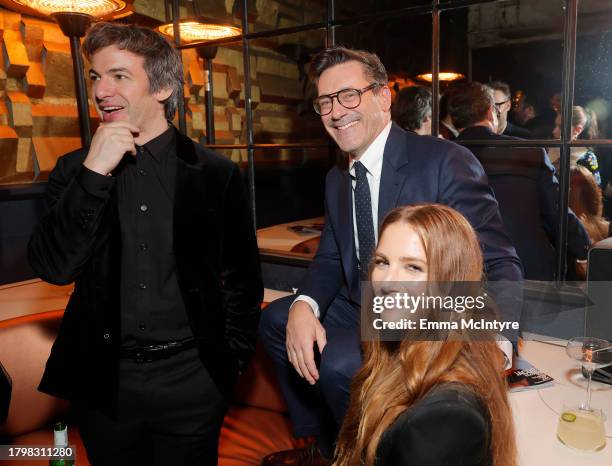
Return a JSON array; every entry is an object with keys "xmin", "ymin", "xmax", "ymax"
[{"xmin": 334, "ymin": 204, "xmax": 517, "ymax": 466}]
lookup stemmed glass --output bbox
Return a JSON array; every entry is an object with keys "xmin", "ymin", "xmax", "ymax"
[
  {"xmin": 565, "ymin": 337, "xmax": 612, "ymax": 411},
  {"xmin": 558, "ymin": 337, "xmax": 612, "ymax": 451}
]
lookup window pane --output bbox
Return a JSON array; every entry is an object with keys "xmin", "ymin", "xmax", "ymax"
[
  {"xmin": 574, "ymin": 0, "xmax": 612, "ymax": 219},
  {"xmin": 334, "ymin": 13, "xmax": 432, "ymax": 81},
  {"xmin": 254, "ymin": 146, "xmax": 334, "ymax": 260},
  {"xmin": 249, "ymin": 0, "xmax": 325, "ymax": 33},
  {"xmin": 334, "ymin": 0, "xmax": 430, "ymax": 20},
  {"xmin": 182, "ymin": 42, "xmax": 247, "ymax": 153},
  {"xmin": 250, "ymin": 29, "xmax": 327, "ymax": 144},
  {"xmin": 458, "ymin": 0, "xmax": 564, "ymax": 140}
]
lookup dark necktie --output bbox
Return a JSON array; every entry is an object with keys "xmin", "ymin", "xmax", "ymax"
[{"xmin": 353, "ymin": 161, "xmax": 375, "ymax": 279}]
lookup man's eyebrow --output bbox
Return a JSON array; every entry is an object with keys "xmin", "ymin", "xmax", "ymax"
[{"xmin": 88, "ymin": 68, "xmax": 132, "ymax": 75}]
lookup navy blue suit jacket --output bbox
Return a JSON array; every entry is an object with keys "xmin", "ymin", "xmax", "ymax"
[
  {"xmin": 457, "ymin": 125, "xmax": 590, "ymax": 280},
  {"xmin": 299, "ymin": 123, "xmax": 523, "ymax": 335}
]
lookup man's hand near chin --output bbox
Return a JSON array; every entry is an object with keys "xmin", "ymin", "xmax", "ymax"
[
  {"xmin": 83, "ymin": 121, "xmax": 140, "ymax": 176},
  {"xmin": 286, "ymin": 301, "xmax": 327, "ymax": 385}
]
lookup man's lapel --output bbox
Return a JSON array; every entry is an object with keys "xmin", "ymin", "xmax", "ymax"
[
  {"xmin": 173, "ymin": 131, "xmax": 206, "ymax": 278},
  {"xmin": 337, "ymin": 167, "xmax": 358, "ymax": 289},
  {"xmin": 378, "ymin": 123, "xmax": 410, "ymax": 225}
]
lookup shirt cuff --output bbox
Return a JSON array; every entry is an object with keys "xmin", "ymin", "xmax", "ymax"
[
  {"xmin": 77, "ymin": 164, "xmax": 114, "ymax": 199},
  {"xmin": 496, "ymin": 335, "xmax": 513, "ymax": 371},
  {"xmin": 292, "ymin": 295, "xmax": 321, "ymax": 319}
]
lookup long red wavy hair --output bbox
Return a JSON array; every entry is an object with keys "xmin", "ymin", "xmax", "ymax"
[{"xmin": 334, "ymin": 204, "xmax": 517, "ymax": 466}]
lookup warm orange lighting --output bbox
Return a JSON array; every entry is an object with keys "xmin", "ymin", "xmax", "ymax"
[
  {"xmin": 10, "ymin": 0, "xmax": 126, "ymax": 17},
  {"xmin": 417, "ymin": 72, "xmax": 465, "ymax": 82},
  {"xmin": 158, "ymin": 20, "xmax": 242, "ymax": 43}
]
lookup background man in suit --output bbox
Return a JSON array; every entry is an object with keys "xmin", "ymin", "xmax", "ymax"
[
  {"xmin": 259, "ymin": 47, "xmax": 522, "ymax": 466},
  {"xmin": 391, "ymin": 85, "xmax": 432, "ymax": 135},
  {"xmin": 488, "ymin": 81, "xmax": 533, "ymax": 139},
  {"xmin": 28, "ymin": 23, "xmax": 262, "ymax": 466},
  {"xmin": 450, "ymin": 82, "xmax": 590, "ymax": 280}
]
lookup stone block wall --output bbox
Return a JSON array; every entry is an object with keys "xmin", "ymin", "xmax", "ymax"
[{"xmin": 0, "ymin": 0, "xmax": 327, "ymax": 185}]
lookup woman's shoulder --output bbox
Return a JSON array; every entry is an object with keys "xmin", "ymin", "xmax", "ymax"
[
  {"xmin": 377, "ymin": 384, "xmax": 490, "ymax": 466},
  {"xmin": 396, "ymin": 383, "xmax": 487, "ymax": 427}
]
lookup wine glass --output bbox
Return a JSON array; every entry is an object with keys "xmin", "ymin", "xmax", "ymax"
[{"xmin": 565, "ymin": 336, "xmax": 612, "ymax": 412}]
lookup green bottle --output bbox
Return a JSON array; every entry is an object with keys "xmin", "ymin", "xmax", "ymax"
[{"xmin": 49, "ymin": 421, "xmax": 75, "ymax": 466}]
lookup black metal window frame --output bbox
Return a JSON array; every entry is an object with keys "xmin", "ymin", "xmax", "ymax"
[
  {"xmin": 177, "ymin": 0, "xmax": 600, "ymax": 281},
  {"xmin": 1, "ymin": 0, "xmax": 602, "ymax": 281}
]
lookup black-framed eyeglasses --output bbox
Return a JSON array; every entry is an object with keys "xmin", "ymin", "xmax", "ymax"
[
  {"xmin": 313, "ymin": 83, "xmax": 381, "ymax": 116},
  {"xmin": 494, "ymin": 99, "xmax": 510, "ymax": 109}
]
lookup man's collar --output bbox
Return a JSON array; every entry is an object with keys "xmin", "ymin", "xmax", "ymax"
[
  {"xmin": 136, "ymin": 124, "xmax": 175, "ymax": 161},
  {"xmin": 458, "ymin": 124, "xmax": 495, "ymax": 138},
  {"xmin": 441, "ymin": 120, "xmax": 459, "ymax": 137},
  {"xmin": 349, "ymin": 120, "xmax": 392, "ymax": 176}
]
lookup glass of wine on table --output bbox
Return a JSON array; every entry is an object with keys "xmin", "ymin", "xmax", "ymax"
[{"xmin": 556, "ymin": 337, "xmax": 612, "ymax": 452}]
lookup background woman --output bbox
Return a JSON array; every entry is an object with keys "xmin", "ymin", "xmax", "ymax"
[
  {"xmin": 552, "ymin": 105, "xmax": 601, "ymax": 185},
  {"xmin": 569, "ymin": 165, "xmax": 611, "ymax": 279},
  {"xmin": 334, "ymin": 204, "xmax": 516, "ymax": 466}
]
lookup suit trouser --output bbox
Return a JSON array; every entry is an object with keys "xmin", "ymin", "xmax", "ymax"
[
  {"xmin": 74, "ymin": 347, "xmax": 226, "ymax": 466},
  {"xmin": 259, "ymin": 294, "xmax": 362, "ymax": 441}
]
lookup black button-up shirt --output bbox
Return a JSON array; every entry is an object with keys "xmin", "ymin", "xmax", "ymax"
[{"xmin": 116, "ymin": 126, "xmax": 192, "ymax": 346}]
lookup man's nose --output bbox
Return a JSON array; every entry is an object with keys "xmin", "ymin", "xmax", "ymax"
[
  {"xmin": 329, "ymin": 96, "xmax": 347, "ymax": 120},
  {"xmin": 94, "ymin": 77, "xmax": 114, "ymax": 100}
]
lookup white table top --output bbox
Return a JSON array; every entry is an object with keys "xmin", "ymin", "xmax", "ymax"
[{"xmin": 514, "ymin": 336, "xmax": 612, "ymax": 465}]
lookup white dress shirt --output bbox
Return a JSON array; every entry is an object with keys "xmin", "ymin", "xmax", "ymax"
[{"xmin": 294, "ymin": 122, "xmax": 392, "ymax": 318}]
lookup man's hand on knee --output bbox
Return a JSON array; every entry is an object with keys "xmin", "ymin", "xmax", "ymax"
[{"xmin": 286, "ymin": 301, "xmax": 327, "ymax": 385}]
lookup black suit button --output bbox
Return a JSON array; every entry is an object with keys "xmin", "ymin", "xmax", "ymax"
[
  {"xmin": 138, "ymin": 322, "xmax": 146, "ymax": 331},
  {"xmin": 140, "ymin": 204, "xmax": 148, "ymax": 212},
  {"xmin": 139, "ymin": 169, "xmax": 147, "ymax": 176},
  {"xmin": 139, "ymin": 243, "xmax": 148, "ymax": 252},
  {"xmin": 138, "ymin": 283, "xmax": 147, "ymax": 290},
  {"xmin": 103, "ymin": 333, "xmax": 110, "ymax": 340}
]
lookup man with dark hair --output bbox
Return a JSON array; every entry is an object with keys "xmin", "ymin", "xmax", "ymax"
[
  {"xmin": 391, "ymin": 85, "xmax": 432, "ymax": 135},
  {"xmin": 487, "ymin": 80, "xmax": 532, "ymax": 138},
  {"xmin": 450, "ymin": 82, "xmax": 590, "ymax": 280},
  {"xmin": 28, "ymin": 22, "xmax": 262, "ymax": 466},
  {"xmin": 259, "ymin": 48, "xmax": 522, "ymax": 465},
  {"xmin": 513, "ymin": 89, "xmax": 557, "ymax": 138}
]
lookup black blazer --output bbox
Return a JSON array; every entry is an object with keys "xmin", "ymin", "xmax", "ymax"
[
  {"xmin": 376, "ymin": 384, "xmax": 491, "ymax": 466},
  {"xmin": 457, "ymin": 125, "xmax": 590, "ymax": 280},
  {"xmin": 28, "ymin": 128, "xmax": 263, "ymax": 414}
]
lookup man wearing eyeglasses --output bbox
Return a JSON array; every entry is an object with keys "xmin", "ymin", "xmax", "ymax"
[
  {"xmin": 451, "ymin": 82, "xmax": 590, "ymax": 281},
  {"xmin": 488, "ymin": 81, "xmax": 532, "ymax": 139},
  {"xmin": 259, "ymin": 47, "xmax": 522, "ymax": 466}
]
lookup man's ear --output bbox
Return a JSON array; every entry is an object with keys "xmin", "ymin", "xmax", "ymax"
[
  {"xmin": 378, "ymin": 85, "xmax": 392, "ymax": 112},
  {"xmin": 154, "ymin": 87, "xmax": 173, "ymax": 103},
  {"xmin": 486, "ymin": 106, "xmax": 496, "ymax": 124}
]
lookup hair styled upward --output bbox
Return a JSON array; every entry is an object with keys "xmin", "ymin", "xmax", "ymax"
[
  {"xmin": 309, "ymin": 46, "xmax": 388, "ymax": 88},
  {"xmin": 82, "ymin": 22, "xmax": 184, "ymax": 121},
  {"xmin": 334, "ymin": 204, "xmax": 517, "ymax": 466}
]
